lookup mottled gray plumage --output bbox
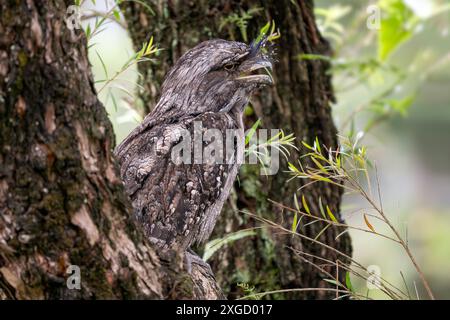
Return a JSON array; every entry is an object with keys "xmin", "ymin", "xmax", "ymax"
[{"xmin": 115, "ymin": 39, "xmax": 272, "ymax": 252}]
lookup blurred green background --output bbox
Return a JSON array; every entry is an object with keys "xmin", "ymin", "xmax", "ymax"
[
  {"xmin": 314, "ymin": 0, "xmax": 450, "ymax": 299},
  {"xmin": 83, "ymin": 0, "xmax": 450, "ymax": 299}
]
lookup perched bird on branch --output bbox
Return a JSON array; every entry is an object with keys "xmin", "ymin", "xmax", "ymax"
[{"xmin": 115, "ymin": 39, "xmax": 273, "ymax": 254}]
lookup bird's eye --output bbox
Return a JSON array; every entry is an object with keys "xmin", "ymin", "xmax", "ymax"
[{"xmin": 224, "ymin": 63, "xmax": 237, "ymax": 71}]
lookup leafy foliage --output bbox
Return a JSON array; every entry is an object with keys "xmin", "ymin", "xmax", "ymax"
[
  {"xmin": 219, "ymin": 7, "xmax": 263, "ymax": 42},
  {"xmin": 378, "ymin": 0, "xmax": 418, "ymax": 61}
]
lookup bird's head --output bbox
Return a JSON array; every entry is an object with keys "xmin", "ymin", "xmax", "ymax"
[{"xmin": 157, "ymin": 39, "xmax": 273, "ymax": 115}]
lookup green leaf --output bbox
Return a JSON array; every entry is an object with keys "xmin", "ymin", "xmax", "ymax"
[
  {"xmin": 127, "ymin": 0, "xmax": 155, "ymax": 16},
  {"xmin": 287, "ymin": 162, "xmax": 296, "ymax": 171},
  {"xmin": 301, "ymin": 195, "xmax": 311, "ymax": 215},
  {"xmin": 144, "ymin": 36, "xmax": 158, "ymax": 56},
  {"xmin": 315, "ymin": 136, "xmax": 321, "ymax": 153},
  {"xmin": 318, "ymin": 197, "xmax": 327, "ymax": 220},
  {"xmin": 345, "ymin": 271, "xmax": 354, "ymax": 293},
  {"xmin": 390, "ymin": 94, "xmax": 415, "ymax": 115},
  {"xmin": 378, "ymin": 0, "xmax": 418, "ymax": 61},
  {"xmin": 324, "ymin": 278, "xmax": 340, "ymax": 286},
  {"xmin": 311, "ymin": 174, "xmax": 333, "ymax": 183},
  {"xmin": 113, "ymin": 9, "xmax": 121, "ymax": 21},
  {"xmin": 109, "ymin": 90, "xmax": 119, "ymax": 112},
  {"xmin": 245, "ymin": 119, "xmax": 261, "ymax": 145},
  {"xmin": 297, "ymin": 53, "xmax": 331, "ymax": 62},
  {"xmin": 259, "ymin": 21, "xmax": 271, "ymax": 38},
  {"xmin": 311, "ymin": 157, "xmax": 327, "ymax": 174},
  {"xmin": 85, "ymin": 23, "xmax": 91, "ymax": 39},
  {"xmin": 326, "ymin": 205, "xmax": 338, "ymax": 223},
  {"xmin": 95, "ymin": 50, "xmax": 108, "ymax": 79},
  {"xmin": 301, "ymin": 141, "xmax": 314, "ymax": 150},
  {"xmin": 314, "ymin": 223, "xmax": 331, "ymax": 241},
  {"xmin": 243, "ymin": 104, "xmax": 254, "ymax": 116},
  {"xmin": 203, "ymin": 230, "xmax": 256, "ymax": 261},
  {"xmin": 293, "ymin": 194, "xmax": 300, "ymax": 212},
  {"xmin": 336, "ymin": 154, "xmax": 341, "ymax": 169},
  {"xmin": 255, "ymin": 20, "xmax": 280, "ymax": 44},
  {"xmin": 292, "ymin": 212, "xmax": 298, "ymax": 233}
]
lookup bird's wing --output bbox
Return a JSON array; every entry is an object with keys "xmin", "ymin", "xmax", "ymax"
[
  {"xmin": 116, "ymin": 111, "xmax": 239, "ymax": 250},
  {"xmin": 114, "ymin": 102, "xmax": 185, "ymax": 159}
]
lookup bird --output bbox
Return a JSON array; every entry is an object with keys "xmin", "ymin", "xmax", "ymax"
[{"xmin": 115, "ymin": 39, "xmax": 273, "ymax": 254}]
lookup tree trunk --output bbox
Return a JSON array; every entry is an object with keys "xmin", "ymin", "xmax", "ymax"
[
  {"xmin": 0, "ymin": 0, "xmax": 222, "ymax": 300},
  {"xmin": 123, "ymin": 0, "xmax": 352, "ymax": 299}
]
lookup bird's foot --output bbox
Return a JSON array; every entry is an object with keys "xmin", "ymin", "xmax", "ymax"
[{"xmin": 184, "ymin": 248, "xmax": 212, "ymax": 275}]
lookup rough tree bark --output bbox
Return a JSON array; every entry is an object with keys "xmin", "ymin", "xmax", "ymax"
[
  {"xmin": 123, "ymin": 0, "xmax": 352, "ymax": 299},
  {"xmin": 0, "ymin": 0, "xmax": 222, "ymax": 299}
]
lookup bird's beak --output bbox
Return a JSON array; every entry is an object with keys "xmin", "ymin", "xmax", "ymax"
[{"xmin": 236, "ymin": 57, "xmax": 273, "ymax": 85}]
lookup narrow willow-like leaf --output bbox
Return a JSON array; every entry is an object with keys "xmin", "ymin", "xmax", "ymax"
[
  {"xmin": 95, "ymin": 50, "xmax": 108, "ymax": 79},
  {"xmin": 326, "ymin": 205, "xmax": 338, "ymax": 223},
  {"xmin": 293, "ymin": 194, "xmax": 300, "ymax": 212},
  {"xmin": 324, "ymin": 279, "xmax": 340, "ymax": 286},
  {"xmin": 315, "ymin": 136, "xmax": 321, "ymax": 153},
  {"xmin": 302, "ymin": 141, "xmax": 314, "ymax": 150},
  {"xmin": 203, "ymin": 230, "xmax": 256, "ymax": 261},
  {"xmin": 292, "ymin": 212, "xmax": 298, "ymax": 233},
  {"xmin": 311, "ymin": 156, "xmax": 327, "ymax": 174},
  {"xmin": 301, "ymin": 195, "xmax": 311, "ymax": 215},
  {"xmin": 314, "ymin": 223, "xmax": 331, "ymax": 241},
  {"xmin": 245, "ymin": 119, "xmax": 261, "ymax": 145},
  {"xmin": 318, "ymin": 197, "xmax": 326, "ymax": 220},
  {"xmin": 311, "ymin": 174, "xmax": 333, "ymax": 183},
  {"xmin": 345, "ymin": 272, "xmax": 354, "ymax": 293},
  {"xmin": 288, "ymin": 162, "xmax": 300, "ymax": 174},
  {"xmin": 85, "ymin": 23, "xmax": 91, "ymax": 39}
]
